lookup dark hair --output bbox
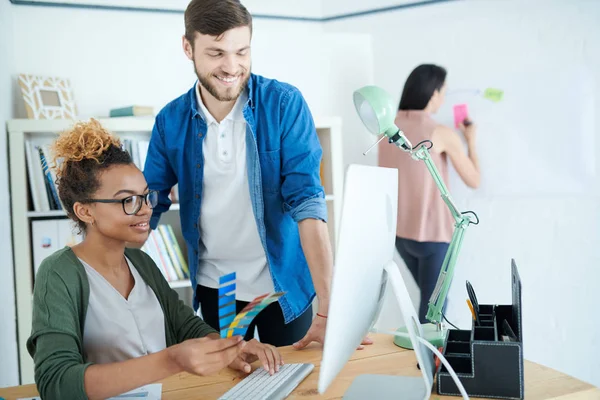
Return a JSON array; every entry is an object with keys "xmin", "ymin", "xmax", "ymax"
[
  {"xmin": 51, "ymin": 119, "xmax": 133, "ymax": 233},
  {"xmin": 184, "ymin": 0, "xmax": 252, "ymax": 45},
  {"xmin": 398, "ymin": 64, "xmax": 447, "ymax": 110}
]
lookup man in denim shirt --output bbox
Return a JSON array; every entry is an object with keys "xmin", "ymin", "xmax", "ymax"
[{"xmin": 144, "ymin": 0, "xmax": 338, "ymax": 349}]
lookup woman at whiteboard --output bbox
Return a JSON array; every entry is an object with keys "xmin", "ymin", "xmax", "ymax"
[{"xmin": 378, "ymin": 64, "xmax": 481, "ymax": 323}]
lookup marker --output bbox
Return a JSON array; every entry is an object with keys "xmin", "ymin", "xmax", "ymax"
[{"xmin": 466, "ymin": 299, "xmax": 476, "ymax": 324}]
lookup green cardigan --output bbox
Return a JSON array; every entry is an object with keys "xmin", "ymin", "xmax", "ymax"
[{"xmin": 27, "ymin": 247, "xmax": 217, "ymax": 400}]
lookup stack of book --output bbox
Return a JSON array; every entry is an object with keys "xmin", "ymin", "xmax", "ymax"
[
  {"xmin": 122, "ymin": 138, "xmax": 149, "ymax": 171},
  {"xmin": 25, "ymin": 141, "xmax": 62, "ymax": 212},
  {"xmin": 109, "ymin": 105, "xmax": 154, "ymax": 118},
  {"xmin": 120, "ymin": 138, "xmax": 180, "ymax": 203},
  {"xmin": 142, "ymin": 224, "xmax": 189, "ymax": 283},
  {"xmin": 24, "ymin": 138, "xmax": 153, "ymax": 212}
]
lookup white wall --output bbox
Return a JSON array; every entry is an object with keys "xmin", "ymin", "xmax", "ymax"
[
  {"xmin": 0, "ymin": 0, "xmax": 19, "ymax": 389},
  {"xmin": 326, "ymin": 0, "xmax": 600, "ymax": 387},
  {"xmin": 323, "ymin": 0, "xmax": 445, "ymax": 17},
  {"xmin": 317, "ymin": 33, "xmax": 376, "ymax": 168},
  {"xmin": 9, "ymin": 6, "xmax": 326, "ymax": 119},
  {"xmin": 245, "ymin": 0, "xmax": 322, "ymax": 18}
]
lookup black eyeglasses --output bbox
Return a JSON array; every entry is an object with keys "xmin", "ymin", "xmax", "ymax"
[{"xmin": 82, "ymin": 190, "xmax": 159, "ymax": 215}]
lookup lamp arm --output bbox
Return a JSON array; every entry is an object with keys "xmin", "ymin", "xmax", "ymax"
[
  {"xmin": 412, "ymin": 145, "xmax": 462, "ymax": 222},
  {"xmin": 425, "ymin": 216, "xmax": 470, "ymax": 324},
  {"xmin": 409, "ymin": 144, "xmax": 473, "ymax": 325}
]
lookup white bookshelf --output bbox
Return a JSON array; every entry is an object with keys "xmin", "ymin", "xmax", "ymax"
[
  {"xmin": 168, "ymin": 280, "xmax": 192, "ymax": 289},
  {"xmin": 25, "ymin": 202, "xmax": 181, "ymax": 218},
  {"xmin": 7, "ymin": 115, "xmax": 343, "ymax": 384}
]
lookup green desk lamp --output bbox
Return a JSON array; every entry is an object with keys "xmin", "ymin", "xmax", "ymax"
[{"xmin": 353, "ymin": 85, "xmax": 478, "ymax": 349}]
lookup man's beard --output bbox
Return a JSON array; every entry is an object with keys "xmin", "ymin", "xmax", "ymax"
[{"xmin": 196, "ymin": 63, "xmax": 250, "ymax": 102}]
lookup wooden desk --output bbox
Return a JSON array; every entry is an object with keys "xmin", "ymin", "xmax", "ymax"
[{"xmin": 1, "ymin": 334, "xmax": 597, "ymax": 399}]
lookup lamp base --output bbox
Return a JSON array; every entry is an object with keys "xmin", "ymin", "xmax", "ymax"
[{"xmin": 393, "ymin": 323, "xmax": 446, "ymax": 349}]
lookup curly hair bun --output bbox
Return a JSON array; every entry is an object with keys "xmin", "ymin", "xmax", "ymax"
[{"xmin": 52, "ymin": 118, "xmax": 122, "ymax": 177}]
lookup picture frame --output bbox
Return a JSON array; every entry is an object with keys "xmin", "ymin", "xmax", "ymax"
[{"xmin": 18, "ymin": 74, "xmax": 78, "ymax": 120}]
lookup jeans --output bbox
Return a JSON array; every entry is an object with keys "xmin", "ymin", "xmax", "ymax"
[{"xmin": 395, "ymin": 237, "xmax": 449, "ymax": 324}]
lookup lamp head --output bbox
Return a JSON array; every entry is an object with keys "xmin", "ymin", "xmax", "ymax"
[
  {"xmin": 353, "ymin": 86, "xmax": 413, "ymax": 151},
  {"xmin": 353, "ymin": 86, "xmax": 400, "ymax": 138}
]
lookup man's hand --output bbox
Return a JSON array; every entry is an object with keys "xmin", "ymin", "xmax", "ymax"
[
  {"xmin": 359, "ymin": 336, "xmax": 374, "ymax": 348},
  {"xmin": 293, "ymin": 314, "xmax": 326, "ymax": 350},
  {"xmin": 293, "ymin": 315, "xmax": 374, "ymax": 350},
  {"xmin": 228, "ymin": 339, "xmax": 283, "ymax": 376}
]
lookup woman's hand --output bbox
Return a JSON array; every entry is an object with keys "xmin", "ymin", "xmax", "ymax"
[
  {"xmin": 167, "ymin": 336, "xmax": 246, "ymax": 376},
  {"xmin": 228, "ymin": 339, "xmax": 284, "ymax": 375},
  {"xmin": 459, "ymin": 119, "xmax": 477, "ymax": 145}
]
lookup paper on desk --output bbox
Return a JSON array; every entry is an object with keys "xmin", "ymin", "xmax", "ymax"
[
  {"xmin": 17, "ymin": 397, "xmax": 41, "ymax": 400},
  {"xmin": 107, "ymin": 383, "xmax": 162, "ymax": 399}
]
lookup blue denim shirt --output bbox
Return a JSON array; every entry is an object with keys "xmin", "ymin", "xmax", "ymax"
[{"xmin": 144, "ymin": 74, "xmax": 327, "ymax": 323}]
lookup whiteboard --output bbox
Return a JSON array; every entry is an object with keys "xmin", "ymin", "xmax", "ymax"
[{"xmin": 434, "ymin": 65, "xmax": 595, "ymax": 197}]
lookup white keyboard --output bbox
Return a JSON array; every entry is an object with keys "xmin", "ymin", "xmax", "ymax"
[{"xmin": 218, "ymin": 363, "xmax": 314, "ymax": 400}]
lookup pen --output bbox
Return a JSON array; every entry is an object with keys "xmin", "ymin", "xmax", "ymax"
[
  {"xmin": 465, "ymin": 280, "xmax": 479, "ymax": 312},
  {"xmin": 466, "ymin": 299, "xmax": 480, "ymax": 326},
  {"xmin": 466, "ymin": 299, "xmax": 476, "ymax": 323}
]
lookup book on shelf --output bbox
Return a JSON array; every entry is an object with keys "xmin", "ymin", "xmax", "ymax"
[
  {"xmin": 25, "ymin": 137, "xmax": 180, "ymax": 217},
  {"xmin": 120, "ymin": 140, "xmax": 180, "ymax": 203},
  {"xmin": 122, "ymin": 138, "xmax": 149, "ymax": 171},
  {"xmin": 142, "ymin": 224, "xmax": 189, "ymax": 284},
  {"xmin": 25, "ymin": 140, "xmax": 63, "ymax": 212},
  {"xmin": 38, "ymin": 146, "xmax": 61, "ymax": 210},
  {"xmin": 109, "ymin": 105, "xmax": 154, "ymax": 118}
]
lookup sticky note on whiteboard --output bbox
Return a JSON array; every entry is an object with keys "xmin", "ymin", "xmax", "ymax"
[
  {"xmin": 483, "ymin": 88, "xmax": 504, "ymax": 102},
  {"xmin": 453, "ymin": 103, "xmax": 469, "ymax": 128}
]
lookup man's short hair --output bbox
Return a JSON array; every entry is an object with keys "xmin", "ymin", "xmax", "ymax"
[{"xmin": 184, "ymin": 0, "xmax": 252, "ymax": 44}]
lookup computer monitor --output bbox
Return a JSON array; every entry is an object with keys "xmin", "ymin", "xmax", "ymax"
[{"xmin": 317, "ymin": 164, "xmax": 435, "ymax": 400}]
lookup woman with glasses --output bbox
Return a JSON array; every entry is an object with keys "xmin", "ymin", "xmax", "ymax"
[{"xmin": 27, "ymin": 119, "xmax": 283, "ymax": 400}]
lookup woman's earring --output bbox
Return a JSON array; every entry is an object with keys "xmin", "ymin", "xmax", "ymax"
[{"xmin": 90, "ymin": 220, "xmax": 95, "ymax": 226}]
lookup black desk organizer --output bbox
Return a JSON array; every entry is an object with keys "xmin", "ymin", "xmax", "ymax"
[{"xmin": 436, "ymin": 259, "xmax": 524, "ymax": 399}]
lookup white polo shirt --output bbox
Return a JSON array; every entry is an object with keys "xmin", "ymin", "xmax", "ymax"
[{"xmin": 195, "ymin": 83, "xmax": 274, "ymax": 301}]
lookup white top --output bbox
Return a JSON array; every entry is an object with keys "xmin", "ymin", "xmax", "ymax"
[
  {"xmin": 195, "ymin": 83, "xmax": 274, "ymax": 301},
  {"xmin": 81, "ymin": 257, "xmax": 167, "ymax": 364}
]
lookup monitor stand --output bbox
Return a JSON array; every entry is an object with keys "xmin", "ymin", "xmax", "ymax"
[
  {"xmin": 343, "ymin": 374, "xmax": 428, "ymax": 400},
  {"xmin": 344, "ymin": 260, "xmax": 434, "ymax": 400}
]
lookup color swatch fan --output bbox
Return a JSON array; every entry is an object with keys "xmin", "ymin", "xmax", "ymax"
[
  {"xmin": 218, "ymin": 272, "xmax": 238, "ymax": 338},
  {"xmin": 218, "ymin": 272, "xmax": 285, "ymax": 338}
]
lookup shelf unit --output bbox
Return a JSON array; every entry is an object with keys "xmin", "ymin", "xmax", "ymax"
[
  {"xmin": 7, "ymin": 115, "xmax": 343, "ymax": 384},
  {"xmin": 25, "ymin": 203, "xmax": 181, "ymax": 218}
]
